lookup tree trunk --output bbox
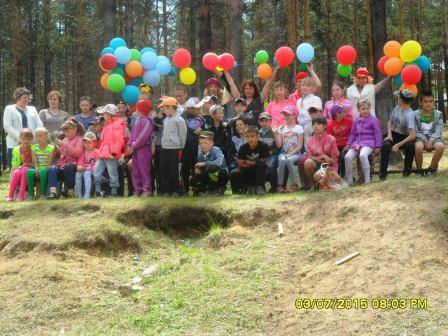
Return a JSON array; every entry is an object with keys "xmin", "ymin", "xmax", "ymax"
[
  {"xmin": 228, "ymin": 0, "xmax": 243, "ymax": 85},
  {"xmin": 125, "ymin": 0, "xmax": 134, "ymax": 46},
  {"xmin": 11, "ymin": 1, "xmax": 25, "ymax": 89},
  {"xmin": 188, "ymin": 0, "xmax": 197, "ymax": 96},
  {"xmin": 76, "ymin": 0, "xmax": 86, "ymax": 97},
  {"xmin": 409, "ymin": 0, "xmax": 414, "ymax": 39},
  {"xmin": 303, "ymin": 0, "xmax": 310, "ymax": 40},
  {"xmin": 43, "ymin": 0, "xmax": 51, "ymax": 96},
  {"xmin": 324, "ymin": 0, "xmax": 334, "ymax": 100},
  {"xmin": 353, "ymin": 0, "xmax": 360, "ymax": 69},
  {"xmin": 27, "ymin": 1, "xmax": 36, "ymax": 98},
  {"xmin": 436, "ymin": 63, "xmax": 446, "ymax": 122},
  {"xmin": 365, "ymin": 0, "xmax": 374, "ymax": 76},
  {"xmin": 199, "ymin": 0, "xmax": 212, "ymax": 90},
  {"xmin": 442, "ymin": 0, "xmax": 448, "ymax": 122},
  {"xmin": 101, "ymin": 0, "xmax": 116, "ymax": 104},
  {"xmin": 162, "ymin": 0, "xmax": 169, "ymax": 92},
  {"xmin": 285, "ymin": 0, "xmax": 299, "ymax": 84},
  {"xmin": 398, "ymin": 0, "xmax": 404, "ymax": 42}
]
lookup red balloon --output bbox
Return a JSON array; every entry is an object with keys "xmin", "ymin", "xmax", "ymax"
[
  {"xmin": 336, "ymin": 45, "xmax": 357, "ymax": 65},
  {"xmin": 99, "ymin": 54, "xmax": 117, "ymax": 70},
  {"xmin": 275, "ymin": 46, "xmax": 294, "ymax": 67},
  {"xmin": 173, "ymin": 48, "xmax": 191, "ymax": 69},
  {"xmin": 202, "ymin": 52, "xmax": 219, "ymax": 71},
  {"xmin": 378, "ymin": 56, "xmax": 389, "ymax": 75},
  {"xmin": 401, "ymin": 65, "xmax": 422, "ymax": 85},
  {"xmin": 218, "ymin": 53, "xmax": 235, "ymax": 70}
]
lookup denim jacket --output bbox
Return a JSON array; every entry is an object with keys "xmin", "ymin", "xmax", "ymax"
[{"xmin": 197, "ymin": 146, "xmax": 227, "ymax": 171}]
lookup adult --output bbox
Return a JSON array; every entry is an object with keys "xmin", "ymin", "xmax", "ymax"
[
  {"xmin": 3, "ymin": 87, "xmax": 42, "ymax": 166},
  {"xmin": 39, "ymin": 90, "xmax": 69, "ymax": 140},
  {"xmin": 74, "ymin": 96, "xmax": 95, "ymax": 130},
  {"xmin": 347, "ymin": 68, "xmax": 390, "ymax": 118},
  {"xmin": 289, "ymin": 63, "xmax": 322, "ymax": 106}
]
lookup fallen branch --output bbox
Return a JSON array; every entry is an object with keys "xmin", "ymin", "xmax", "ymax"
[{"xmin": 335, "ymin": 251, "xmax": 360, "ymax": 266}]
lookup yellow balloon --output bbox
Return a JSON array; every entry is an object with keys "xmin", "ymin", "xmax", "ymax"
[
  {"xmin": 400, "ymin": 40, "xmax": 422, "ymax": 63},
  {"xmin": 216, "ymin": 66, "xmax": 224, "ymax": 72},
  {"xmin": 179, "ymin": 67, "xmax": 196, "ymax": 85}
]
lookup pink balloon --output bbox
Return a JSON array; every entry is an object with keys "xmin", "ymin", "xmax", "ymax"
[
  {"xmin": 218, "ymin": 53, "xmax": 235, "ymax": 71},
  {"xmin": 275, "ymin": 46, "xmax": 294, "ymax": 67},
  {"xmin": 173, "ymin": 48, "xmax": 191, "ymax": 69},
  {"xmin": 202, "ymin": 52, "xmax": 219, "ymax": 71}
]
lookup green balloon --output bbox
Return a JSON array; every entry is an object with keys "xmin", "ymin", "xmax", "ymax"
[
  {"xmin": 106, "ymin": 74, "xmax": 126, "ymax": 93},
  {"xmin": 255, "ymin": 50, "xmax": 269, "ymax": 64},
  {"xmin": 299, "ymin": 63, "xmax": 308, "ymax": 71},
  {"xmin": 130, "ymin": 49, "xmax": 141, "ymax": 62},
  {"xmin": 112, "ymin": 67, "xmax": 125, "ymax": 77},
  {"xmin": 337, "ymin": 64, "xmax": 352, "ymax": 77}
]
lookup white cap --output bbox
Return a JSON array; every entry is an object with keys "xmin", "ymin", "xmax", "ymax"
[
  {"xmin": 97, "ymin": 104, "xmax": 118, "ymax": 115},
  {"xmin": 186, "ymin": 97, "xmax": 204, "ymax": 109}
]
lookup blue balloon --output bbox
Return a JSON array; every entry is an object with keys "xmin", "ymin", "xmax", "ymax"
[
  {"xmin": 273, "ymin": 57, "xmax": 278, "ymax": 67},
  {"xmin": 296, "ymin": 43, "xmax": 315, "ymax": 64},
  {"xmin": 156, "ymin": 60, "xmax": 171, "ymax": 75},
  {"xmin": 121, "ymin": 85, "xmax": 141, "ymax": 104},
  {"xmin": 234, "ymin": 61, "xmax": 238, "ymax": 68},
  {"xmin": 143, "ymin": 70, "xmax": 161, "ymax": 87},
  {"xmin": 130, "ymin": 77, "xmax": 143, "ymax": 86},
  {"xmin": 141, "ymin": 47, "xmax": 157, "ymax": 55},
  {"xmin": 109, "ymin": 37, "xmax": 127, "ymax": 50},
  {"xmin": 168, "ymin": 67, "xmax": 177, "ymax": 76},
  {"xmin": 114, "ymin": 46, "xmax": 132, "ymax": 64},
  {"xmin": 101, "ymin": 47, "xmax": 114, "ymax": 56},
  {"xmin": 157, "ymin": 55, "xmax": 170, "ymax": 64},
  {"xmin": 117, "ymin": 63, "xmax": 126, "ymax": 70},
  {"xmin": 394, "ymin": 74, "xmax": 403, "ymax": 87},
  {"xmin": 141, "ymin": 51, "xmax": 158, "ymax": 70},
  {"xmin": 416, "ymin": 55, "xmax": 431, "ymax": 73}
]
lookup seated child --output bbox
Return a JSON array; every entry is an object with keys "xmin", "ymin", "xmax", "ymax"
[
  {"xmin": 303, "ymin": 103, "xmax": 323, "ymax": 143},
  {"xmin": 7, "ymin": 128, "xmax": 35, "ymax": 201},
  {"xmin": 274, "ymin": 106, "xmax": 304, "ymax": 193},
  {"xmin": 228, "ymin": 116, "xmax": 248, "ymax": 170},
  {"xmin": 230, "ymin": 125, "xmax": 270, "ymax": 195},
  {"xmin": 303, "ymin": 116, "xmax": 339, "ymax": 188},
  {"xmin": 344, "ymin": 99, "xmax": 382, "ymax": 185},
  {"xmin": 414, "ymin": 92, "xmax": 445, "ymax": 176},
  {"xmin": 76, "ymin": 131, "xmax": 99, "ymax": 198},
  {"xmin": 191, "ymin": 131, "xmax": 229, "ymax": 196},
  {"xmin": 258, "ymin": 112, "xmax": 279, "ymax": 192},
  {"xmin": 26, "ymin": 127, "xmax": 55, "ymax": 199}
]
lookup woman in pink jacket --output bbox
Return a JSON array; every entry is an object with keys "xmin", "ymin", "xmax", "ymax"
[{"xmin": 93, "ymin": 104, "xmax": 126, "ymax": 197}]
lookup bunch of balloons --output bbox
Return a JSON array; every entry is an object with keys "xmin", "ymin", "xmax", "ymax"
[
  {"xmin": 255, "ymin": 50, "xmax": 273, "ymax": 79},
  {"xmin": 202, "ymin": 52, "xmax": 236, "ymax": 73},
  {"xmin": 99, "ymin": 37, "xmax": 176, "ymax": 104},
  {"xmin": 336, "ymin": 45, "xmax": 357, "ymax": 77},
  {"xmin": 172, "ymin": 48, "xmax": 196, "ymax": 85},
  {"xmin": 378, "ymin": 40, "xmax": 430, "ymax": 96}
]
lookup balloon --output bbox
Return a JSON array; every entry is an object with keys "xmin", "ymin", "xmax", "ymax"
[
  {"xmin": 234, "ymin": 61, "xmax": 238, "ymax": 68},
  {"xmin": 218, "ymin": 53, "xmax": 235, "ymax": 70},
  {"xmin": 130, "ymin": 49, "xmax": 141, "ymax": 62},
  {"xmin": 168, "ymin": 67, "xmax": 177, "ymax": 76},
  {"xmin": 101, "ymin": 47, "xmax": 114, "ymax": 56},
  {"xmin": 257, "ymin": 63, "xmax": 273, "ymax": 79},
  {"xmin": 394, "ymin": 74, "xmax": 403, "ymax": 87},
  {"xmin": 179, "ymin": 67, "xmax": 196, "ymax": 85},
  {"xmin": 141, "ymin": 47, "xmax": 157, "ymax": 55},
  {"xmin": 173, "ymin": 48, "xmax": 192, "ymax": 68},
  {"xmin": 336, "ymin": 45, "xmax": 357, "ymax": 65},
  {"xmin": 143, "ymin": 70, "xmax": 161, "ymax": 87},
  {"xmin": 156, "ymin": 60, "xmax": 171, "ymax": 75},
  {"xmin": 378, "ymin": 56, "xmax": 389, "ymax": 75},
  {"xmin": 121, "ymin": 85, "xmax": 141, "ymax": 104},
  {"xmin": 99, "ymin": 54, "xmax": 117, "ymax": 70},
  {"xmin": 416, "ymin": 55, "xmax": 431, "ymax": 73},
  {"xmin": 255, "ymin": 50, "xmax": 269, "ymax": 64},
  {"xmin": 384, "ymin": 57, "xmax": 403, "ymax": 76},
  {"xmin": 112, "ymin": 67, "xmax": 125, "ymax": 77},
  {"xmin": 114, "ymin": 46, "xmax": 132, "ymax": 64},
  {"xmin": 202, "ymin": 52, "xmax": 219, "ymax": 71},
  {"xmin": 129, "ymin": 77, "xmax": 143, "ymax": 87},
  {"xmin": 337, "ymin": 64, "xmax": 352, "ymax": 77},
  {"xmin": 141, "ymin": 51, "xmax": 158, "ymax": 70},
  {"xmin": 109, "ymin": 37, "xmax": 127, "ymax": 50},
  {"xmin": 401, "ymin": 65, "xmax": 422, "ymax": 85},
  {"xmin": 100, "ymin": 73, "xmax": 110, "ymax": 90},
  {"xmin": 400, "ymin": 83, "xmax": 418, "ymax": 97},
  {"xmin": 383, "ymin": 40, "xmax": 401, "ymax": 58},
  {"xmin": 106, "ymin": 74, "xmax": 126, "ymax": 93},
  {"xmin": 273, "ymin": 57, "xmax": 278, "ymax": 67},
  {"xmin": 157, "ymin": 55, "xmax": 170, "ymax": 64},
  {"xmin": 275, "ymin": 46, "xmax": 294, "ymax": 67},
  {"xmin": 400, "ymin": 40, "xmax": 422, "ymax": 62},
  {"xmin": 299, "ymin": 63, "xmax": 307, "ymax": 71},
  {"xmin": 125, "ymin": 60, "xmax": 143, "ymax": 77},
  {"xmin": 296, "ymin": 43, "xmax": 315, "ymax": 64}
]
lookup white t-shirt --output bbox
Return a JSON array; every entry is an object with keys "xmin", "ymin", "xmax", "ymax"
[
  {"xmin": 296, "ymin": 94, "xmax": 322, "ymax": 128},
  {"xmin": 279, "ymin": 124, "xmax": 304, "ymax": 153},
  {"xmin": 347, "ymin": 83, "xmax": 376, "ymax": 118}
]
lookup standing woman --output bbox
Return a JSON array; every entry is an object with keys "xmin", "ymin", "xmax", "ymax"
[{"xmin": 39, "ymin": 90, "xmax": 69, "ymax": 140}]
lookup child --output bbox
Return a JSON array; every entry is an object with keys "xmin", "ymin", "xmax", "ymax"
[
  {"xmin": 175, "ymin": 85, "xmax": 189, "ymax": 116},
  {"xmin": 7, "ymin": 128, "xmax": 35, "ymax": 201},
  {"xmin": 75, "ymin": 131, "xmax": 99, "ymax": 198},
  {"xmin": 74, "ymin": 96, "xmax": 95, "ymax": 130},
  {"xmin": 414, "ymin": 92, "xmax": 445, "ymax": 176},
  {"xmin": 228, "ymin": 117, "xmax": 248, "ymax": 170},
  {"xmin": 323, "ymin": 81, "xmax": 353, "ymax": 119},
  {"xmin": 88, "ymin": 116, "xmax": 105, "ymax": 141},
  {"xmin": 181, "ymin": 97, "xmax": 206, "ymax": 195},
  {"xmin": 303, "ymin": 117, "xmax": 339, "ymax": 188},
  {"xmin": 93, "ymin": 104, "xmax": 126, "ymax": 197},
  {"xmin": 191, "ymin": 131, "xmax": 229, "ymax": 196},
  {"xmin": 117, "ymin": 100, "xmax": 132, "ymax": 130},
  {"xmin": 289, "ymin": 63, "xmax": 322, "ymax": 106},
  {"xmin": 303, "ymin": 103, "xmax": 324, "ymax": 142},
  {"xmin": 159, "ymin": 97, "xmax": 187, "ymax": 196},
  {"xmin": 345, "ymin": 100, "xmax": 382, "ymax": 185},
  {"xmin": 274, "ymin": 106, "xmax": 304, "ymax": 193},
  {"xmin": 258, "ymin": 113, "xmax": 279, "ymax": 192},
  {"xmin": 380, "ymin": 89, "xmax": 416, "ymax": 179},
  {"xmin": 296, "ymin": 77, "xmax": 323, "ymax": 128},
  {"xmin": 209, "ymin": 105, "xmax": 230, "ymax": 158},
  {"xmin": 152, "ymin": 97, "xmax": 166, "ymax": 194},
  {"xmin": 48, "ymin": 119, "xmax": 85, "ymax": 199},
  {"xmin": 226, "ymin": 98, "xmax": 247, "ymax": 137},
  {"xmin": 266, "ymin": 81, "xmax": 292, "ymax": 127},
  {"xmin": 230, "ymin": 125, "xmax": 270, "ymax": 195},
  {"xmin": 26, "ymin": 127, "xmax": 55, "ymax": 199},
  {"xmin": 327, "ymin": 104, "xmax": 353, "ymax": 178}
]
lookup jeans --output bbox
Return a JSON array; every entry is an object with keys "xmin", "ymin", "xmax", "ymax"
[
  {"xmin": 266, "ymin": 154, "xmax": 278, "ymax": 190},
  {"xmin": 380, "ymin": 131, "xmax": 415, "ymax": 178},
  {"xmin": 76, "ymin": 170, "xmax": 93, "ymax": 198},
  {"xmin": 277, "ymin": 152, "xmax": 301, "ymax": 186},
  {"xmin": 94, "ymin": 158, "xmax": 119, "ymax": 194},
  {"xmin": 48, "ymin": 164, "xmax": 77, "ymax": 190}
]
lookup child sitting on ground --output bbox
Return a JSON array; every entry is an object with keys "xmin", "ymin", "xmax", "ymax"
[
  {"xmin": 228, "ymin": 116, "xmax": 248, "ymax": 170},
  {"xmin": 191, "ymin": 131, "xmax": 229, "ymax": 196},
  {"xmin": 258, "ymin": 112, "xmax": 279, "ymax": 193},
  {"xmin": 75, "ymin": 132, "xmax": 99, "ymax": 198}
]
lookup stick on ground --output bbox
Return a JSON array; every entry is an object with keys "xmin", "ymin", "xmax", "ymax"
[{"xmin": 335, "ymin": 252, "xmax": 360, "ymax": 266}]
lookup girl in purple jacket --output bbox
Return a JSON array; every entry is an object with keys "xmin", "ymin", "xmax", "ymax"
[
  {"xmin": 127, "ymin": 100, "xmax": 154, "ymax": 196},
  {"xmin": 345, "ymin": 99, "xmax": 382, "ymax": 185}
]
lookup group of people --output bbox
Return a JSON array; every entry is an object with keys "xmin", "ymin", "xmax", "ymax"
[{"xmin": 2, "ymin": 65, "xmax": 445, "ymax": 200}]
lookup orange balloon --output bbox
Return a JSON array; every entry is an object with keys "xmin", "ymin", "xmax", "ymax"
[
  {"xmin": 399, "ymin": 83, "xmax": 418, "ymax": 97},
  {"xmin": 384, "ymin": 57, "xmax": 403, "ymax": 76},
  {"xmin": 383, "ymin": 40, "xmax": 402, "ymax": 58},
  {"xmin": 257, "ymin": 63, "xmax": 272, "ymax": 79},
  {"xmin": 125, "ymin": 61, "xmax": 143, "ymax": 77},
  {"xmin": 100, "ymin": 73, "xmax": 110, "ymax": 90}
]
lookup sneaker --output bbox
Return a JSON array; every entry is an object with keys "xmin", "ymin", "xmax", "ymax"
[
  {"xmin": 402, "ymin": 169, "xmax": 412, "ymax": 177},
  {"xmin": 379, "ymin": 175, "xmax": 387, "ymax": 181},
  {"xmin": 256, "ymin": 186, "xmax": 266, "ymax": 196},
  {"xmin": 95, "ymin": 191, "xmax": 104, "ymax": 198},
  {"xmin": 415, "ymin": 169, "xmax": 424, "ymax": 176},
  {"xmin": 47, "ymin": 192, "xmax": 59, "ymax": 200},
  {"xmin": 287, "ymin": 184, "xmax": 299, "ymax": 193},
  {"xmin": 426, "ymin": 167, "xmax": 436, "ymax": 176},
  {"xmin": 142, "ymin": 191, "xmax": 153, "ymax": 197},
  {"xmin": 6, "ymin": 197, "xmax": 14, "ymax": 202},
  {"xmin": 217, "ymin": 187, "xmax": 226, "ymax": 196},
  {"xmin": 276, "ymin": 186, "xmax": 286, "ymax": 193}
]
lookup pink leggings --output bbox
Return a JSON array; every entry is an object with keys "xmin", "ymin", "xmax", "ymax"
[{"xmin": 9, "ymin": 166, "xmax": 30, "ymax": 200}]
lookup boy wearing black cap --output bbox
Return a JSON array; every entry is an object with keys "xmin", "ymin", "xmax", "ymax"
[
  {"xmin": 258, "ymin": 112, "xmax": 279, "ymax": 192},
  {"xmin": 88, "ymin": 116, "xmax": 105, "ymax": 141},
  {"xmin": 191, "ymin": 131, "xmax": 229, "ymax": 196}
]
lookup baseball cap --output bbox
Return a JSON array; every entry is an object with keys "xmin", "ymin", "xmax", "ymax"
[
  {"xmin": 355, "ymin": 68, "xmax": 370, "ymax": 77},
  {"xmin": 136, "ymin": 99, "xmax": 154, "ymax": 115},
  {"xmin": 186, "ymin": 97, "xmax": 204, "ymax": 109},
  {"xmin": 258, "ymin": 112, "xmax": 272, "ymax": 120},
  {"xmin": 205, "ymin": 78, "xmax": 220, "ymax": 87},
  {"xmin": 233, "ymin": 97, "xmax": 247, "ymax": 106},
  {"xmin": 281, "ymin": 105, "xmax": 298, "ymax": 115},
  {"xmin": 308, "ymin": 101, "xmax": 323, "ymax": 112},
  {"xmin": 83, "ymin": 131, "xmax": 97, "ymax": 142},
  {"xmin": 88, "ymin": 116, "xmax": 105, "ymax": 126},
  {"xmin": 199, "ymin": 131, "xmax": 215, "ymax": 139},
  {"xmin": 295, "ymin": 72, "xmax": 308, "ymax": 81},
  {"xmin": 158, "ymin": 97, "xmax": 178, "ymax": 108},
  {"xmin": 209, "ymin": 104, "xmax": 224, "ymax": 115},
  {"xmin": 399, "ymin": 89, "xmax": 415, "ymax": 99},
  {"xmin": 96, "ymin": 104, "xmax": 118, "ymax": 115}
]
